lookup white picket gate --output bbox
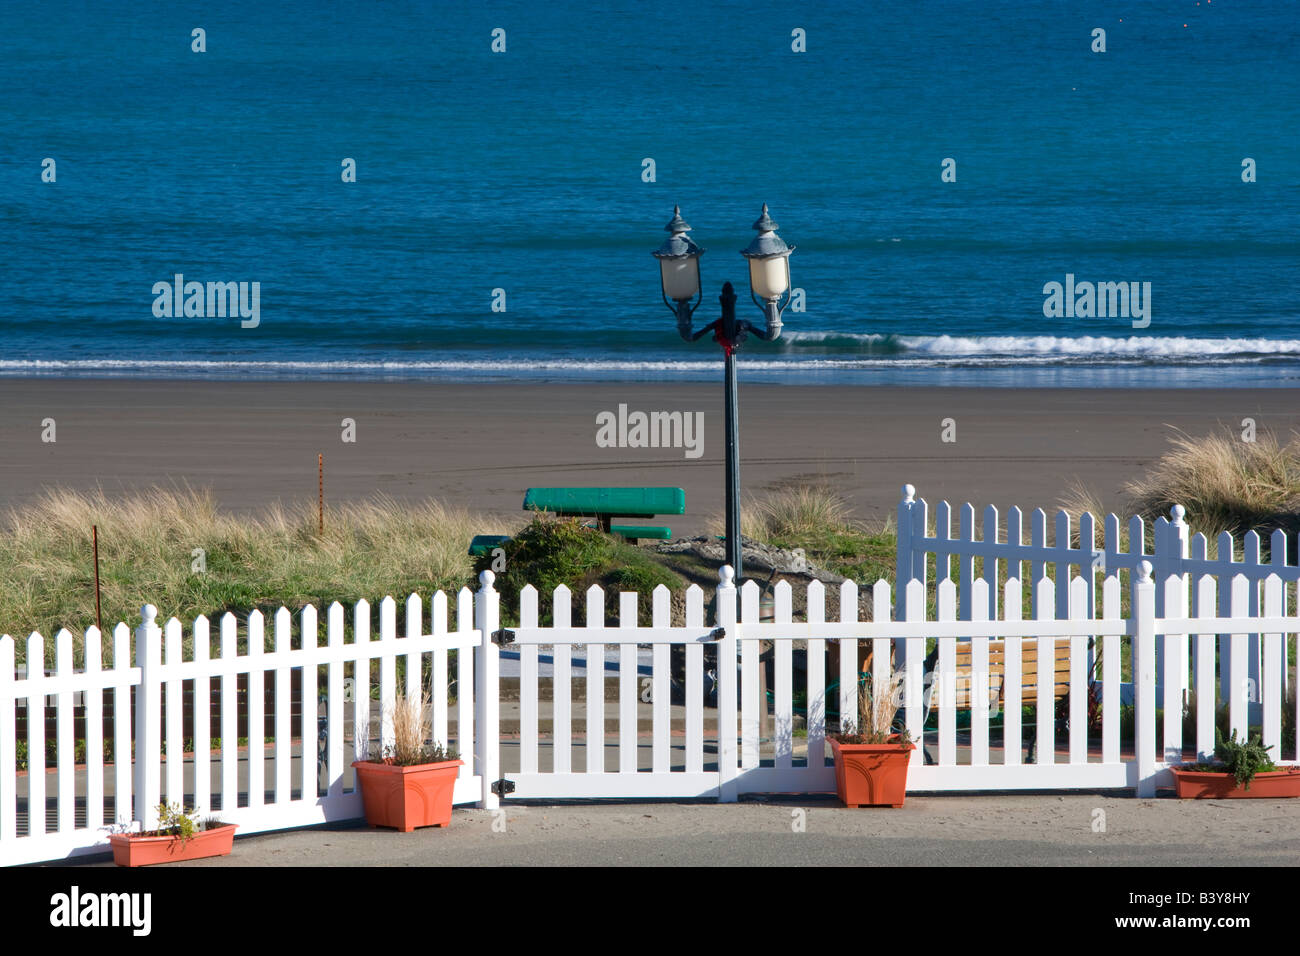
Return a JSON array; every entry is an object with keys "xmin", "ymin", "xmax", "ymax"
[
  {"xmin": 4, "ymin": 561, "xmax": 1299, "ymax": 865},
  {"xmin": 895, "ymin": 484, "xmax": 1297, "ymax": 701}
]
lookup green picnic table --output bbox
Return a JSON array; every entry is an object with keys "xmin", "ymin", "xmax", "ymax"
[{"xmin": 522, "ymin": 486, "xmax": 685, "ymax": 542}]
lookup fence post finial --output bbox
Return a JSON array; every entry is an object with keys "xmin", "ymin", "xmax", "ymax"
[
  {"xmin": 478, "ymin": 569, "xmax": 496, "ymax": 590},
  {"xmin": 1137, "ymin": 560, "xmax": 1152, "ymax": 583},
  {"xmin": 718, "ymin": 564, "xmax": 735, "ymax": 589},
  {"xmin": 142, "ymin": 604, "xmax": 158, "ymax": 625},
  {"xmin": 902, "ymin": 483, "xmax": 915, "ymax": 503},
  {"xmin": 1170, "ymin": 504, "xmax": 1186, "ymax": 526}
]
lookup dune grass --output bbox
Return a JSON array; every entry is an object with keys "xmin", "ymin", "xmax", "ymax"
[
  {"xmin": 708, "ymin": 484, "xmax": 897, "ymax": 585},
  {"xmin": 1124, "ymin": 427, "xmax": 1300, "ymax": 544},
  {"xmin": 1060, "ymin": 426, "xmax": 1300, "ymax": 558},
  {"xmin": 0, "ymin": 487, "xmax": 509, "ymax": 664}
]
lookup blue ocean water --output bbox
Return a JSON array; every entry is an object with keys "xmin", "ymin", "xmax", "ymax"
[{"xmin": 1, "ymin": 0, "xmax": 1297, "ymax": 386}]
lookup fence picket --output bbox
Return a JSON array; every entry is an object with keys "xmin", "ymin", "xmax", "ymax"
[
  {"xmin": 1228, "ymin": 575, "xmax": 1250, "ymax": 739},
  {"xmin": 300, "ymin": 605, "xmax": 317, "ymax": 802},
  {"xmin": 959, "ymin": 504, "xmax": 975, "ymax": 621},
  {"xmin": 55, "ymin": 629, "xmax": 74, "ymax": 834},
  {"xmin": 220, "ymin": 614, "xmax": 238, "ymax": 810},
  {"xmin": 246, "ymin": 610, "xmax": 265, "ymax": 810},
  {"xmin": 685, "ymin": 584, "xmax": 704, "ymax": 775},
  {"xmin": 740, "ymin": 580, "xmax": 760, "ymax": 769},
  {"xmin": 26, "ymin": 633, "xmax": 45, "ymax": 837},
  {"xmin": 937, "ymin": 579, "xmax": 957, "ymax": 767},
  {"xmin": 1134, "ymin": 563, "xmax": 1158, "ymax": 796},
  {"xmin": 769, "ymin": 574, "xmax": 790, "ymax": 770},
  {"xmin": 112, "ymin": 623, "xmax": 132, "ymax": 826},
  {"xmin": 274, "ymin": 607, "xmax": 292, "ymax": 805},
  {"xmin": 520, "ymin": 585, "xmax": 539, "ymax": 776},
  {"xmin": 1192, "ymin": 576, "xmax": 1216, "ymax": 762},
  {"xmin": 585, "ymin": 584, "xmax": 604, "ymax": 774},
  {"xmin": 870, "ymin": 581, "xmax": 891, "ymax": 744},
  {"xmin": 0, "ymin": 635, "xmax": 14, "ymax": 842},
  {"xmin": 430, "ymin": 592, "xmax": 449, "ymax": 754},
  {"xmin": 984, "ymin": 505, "xmax": 1000, "ymax": 620},
  {"xmin": 1007, "ymin": 507, "xmax": 1024, "ymax": 594},
  {"xmin": 840, "ymin": 577, "xmax": 860, "ymax": 734},
  {"xmin": 903, "ymin": 579, "xmax": 926, "ymax": 764},
  {"xmin": 164, "ymin": 617, "xmax": 183, "ymax": 808},
  {"xmin": 1263, "ymin": 575, "xmax": 1283, "ymax": 754},
  {"xmin": 806, "ymin": 580, "xmax": 826, "ymax": 775},
  {"xmin": 936, "ymin": 501, "xmax": 952, "ymax": 590},
  {"xmin": 405, "ymin": 593, "xmax": 421, "ymax": 704},
  {"xmin": 456, "ymin": 587, "xmax": 474, "ymax": 778},
  {"xmin": 1003, "ymin": 578, "xmax": 1023, "ymax": 766},
  {"xmin": 1054, "ymin": 511, "xmax": 1071, "ymax": 621},
  {"xmin": 326, "ymin": 602, "xmax": 344, "ymax": 800},
  {"xmin": 84, "ymin": 626, "xmax": 104, "ymax": 831},
  {"xmin": 352, "ymin": 600, "xmax": 370, "ymax": 767},
  {"xmin": 1034, "ymin": 576, "xmax": 1055, "ymax": 765},
  {"xmin": 193, "ymin": 615, "xmax": 211, "ymax": 814},
  {"xmin": 1030, "ymin": 510, "xmax": 1047, "ymax": 619},
  {"xmin": 1161, "ymin": 575, "xmax": 1185, "ymax": 764},
  {"xmin": 619, "ymin": 592, "xmax": 637, "ymax": 774},
  {"xmin": 1068, "ymin": 576, "xmax": 1088, "ymax": 764},
  {"xmin": 552, "ymin": 586, "xmax": 572, "ymax": 774},
  {"xmin": 135, "ymin": 608, "xmax": 162, "ymax": 830},
  {"xmin": 971, "ymin": 579, "xmax": 990, "ymax": 767},
  {"xmin": 652, "ymin": 585, "xmax": 671, "ymax": 774},
  {"xmin": 379, "ymin": 598, "xmax": 397, "ymax": 758},
  {"xmin": 1102, "ymin": 575, "xmax": 1120, "ymax": 764}
]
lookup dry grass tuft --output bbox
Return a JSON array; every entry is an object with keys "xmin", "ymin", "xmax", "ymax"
[
  {"xmin": 1058, "ymin": 427, "xmax": 1300, "ymax": 557},
  {"xmin": 1123, "ymin": 427, "xmax": 1300, "ymax": 539},
  {"xmin": 706, "ymin": 484, "xmax": 858, "ymax": 542},
  {"xmin": 837, "ymin": 669, "xmax": 909, "ymax": 744},
  {"xmin": 0, "ymin": 486, "xmax": 513, "ymax": 661}
]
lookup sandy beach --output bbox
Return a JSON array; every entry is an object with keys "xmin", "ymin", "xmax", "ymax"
[{"xmin": 1, "ymin": 379, "xmax": 1296, "ymax": 533}]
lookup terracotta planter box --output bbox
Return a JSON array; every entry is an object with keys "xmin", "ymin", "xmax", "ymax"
[
  {"xmin": 352, "ymin": 758, "xmax": 463, "ymax": 831},
  {"xmin": 828, "ymin": 736, "xmax": 916, "ymax": 808},
  {"xmin": 109, "ymin": 824, "xmax": 238, "ymax": 867},
  {"xmin": 1169, "ymin": 765, "xmax": 1300, "ymax": 799}
]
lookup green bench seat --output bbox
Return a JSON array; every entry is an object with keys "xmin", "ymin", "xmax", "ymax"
[
  {"xmin": 609, "ymin": 524, "xmax": 673, "ymax": 542},
  {"xmin": 468, "ymin": 534, "xmax": 511, "ymax": 557},
  {"xmin": 523, "ymin": 486, "xmax": 684, "ymax": 539}
]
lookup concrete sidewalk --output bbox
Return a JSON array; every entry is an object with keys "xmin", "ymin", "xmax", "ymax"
[{"xmin": 58, "ymin": 792, "xmax": 1300, "ymax": 867}]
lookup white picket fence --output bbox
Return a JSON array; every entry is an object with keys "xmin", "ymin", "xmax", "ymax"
[
  {"xmin": 895, "ymin": 483, "xmax": 1296, "ymax": 700},
  {"xmin": 4, "ymin": 559, "xmax": 1299, "ymax": 865}
]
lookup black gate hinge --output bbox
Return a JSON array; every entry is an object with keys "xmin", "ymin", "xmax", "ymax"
[
  {"xmin": 491, "ymin": 628, "xmax": 516, "ymax": 645},
  {"xmin": 491, "ymin": 777, "xmax": 516, "ymax": 796}
]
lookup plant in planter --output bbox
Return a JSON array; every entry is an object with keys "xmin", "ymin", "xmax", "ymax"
[
  {"xmin": 1169, "ymin": 727, "xmax": 1300, "ymax": 799},
  {"xmin": 826, "ymin": 669, "xmax": 915, "ymax": 808},
  {"xmin": 352, "ymin": 692, "xmax": 462, "ymax": 831},
  {"xmin": 108, "ymin": 802, "xmax": 237, "ymax": 867}
]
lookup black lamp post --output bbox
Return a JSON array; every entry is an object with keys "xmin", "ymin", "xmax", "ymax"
[{"xmin": 653, "ymin": 204, "xmax": 795, "ymax": 581}]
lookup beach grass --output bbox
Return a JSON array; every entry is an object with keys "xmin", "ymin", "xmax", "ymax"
[
  {"xmin": 1062, "ymin": 427, "xmax": 1300, "ymax": 552},
  {"xmin": 0, "ymin": 486, "xmax": 509, "ymax": 664},
  {"xmin": 707, "ymin": 484, "xmax": 897, "ymax": 585}
]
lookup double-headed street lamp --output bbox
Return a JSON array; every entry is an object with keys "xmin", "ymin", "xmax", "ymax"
[{"xmin": 653, "ymin": 204, "xmax": 795, "ymax": 581}]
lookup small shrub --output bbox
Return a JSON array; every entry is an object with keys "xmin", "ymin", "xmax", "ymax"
[
  {"xmin": 1211, "ymin": 727, "xmax": 1276, "ymax": 790},
  {"xmin": 480, "ymin": 515, "xmax": 678, "ymax": 625}
]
